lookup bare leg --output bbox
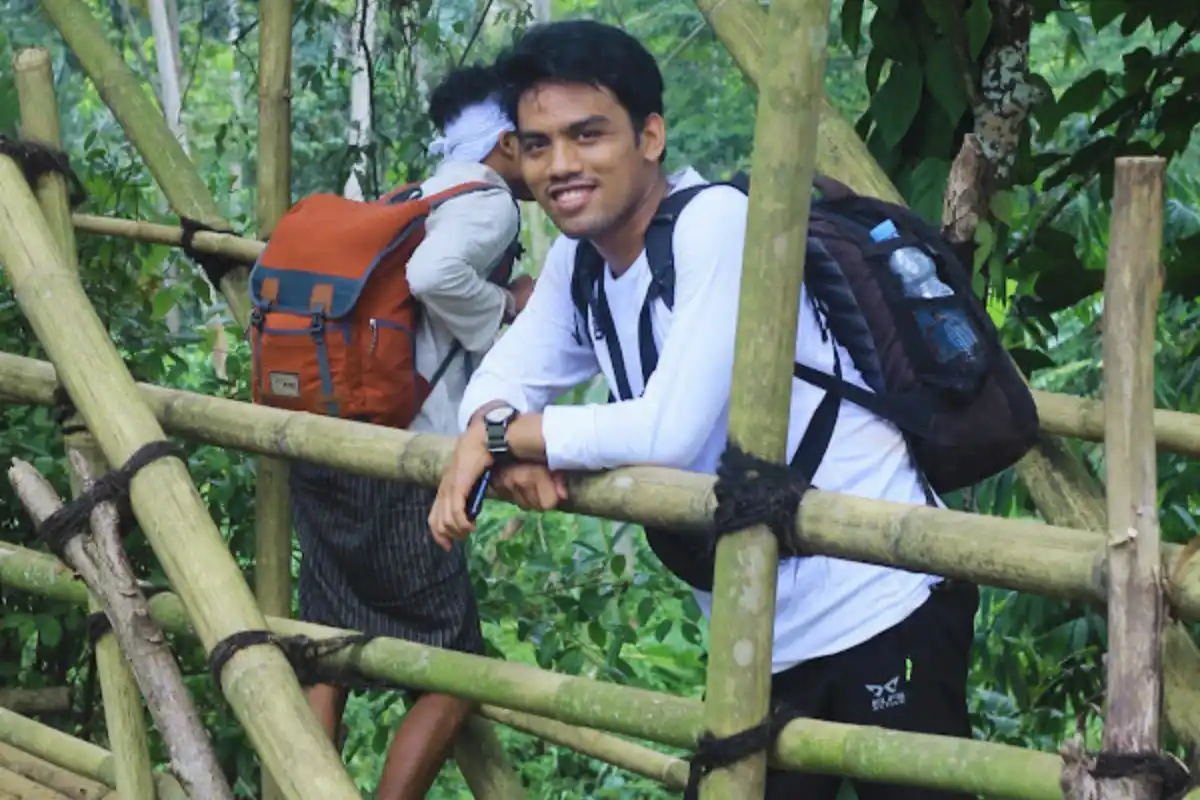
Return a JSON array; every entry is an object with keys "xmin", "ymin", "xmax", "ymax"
[
  {"xmin": 375, "ymin": 692, "xmax": 476, "ymax": 800},
  {"xmin": 306, "ymin": 683, "xmax": 349, "ymax": 748}
]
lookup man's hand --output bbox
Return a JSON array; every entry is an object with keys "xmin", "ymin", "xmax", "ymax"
[
  {"xmin": 507, "ymin": 275, "xmax": 536, "ymax": 316},
  {"xmin": 428, "ymin": 422, "xmax": 493, "ymax": 551},
  {"xmin": 492, "ymin": 463, "xmax": 568, "ymax": 511}
]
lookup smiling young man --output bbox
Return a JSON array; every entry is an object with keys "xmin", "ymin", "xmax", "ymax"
[
  {"xmin": 287, "ymin": 63, "xmax": 536, "ymax": 800},
  {"xmin": 429, "ymin": 20, "xmax": 978, "ymax": 799}
]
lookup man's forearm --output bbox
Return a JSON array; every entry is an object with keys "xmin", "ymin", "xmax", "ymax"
[
  {"xmin": 506, "ymin": 413, "xmax": 546, "ymax": 463},
  {"xmin": 462, "ymin": 402, "xmax": 546, "ymax": 462}
]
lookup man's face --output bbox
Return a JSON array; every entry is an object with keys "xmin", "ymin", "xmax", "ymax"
[{"xmin": 515, "ymin": 82, "xmax": 663, "ymax": 240}]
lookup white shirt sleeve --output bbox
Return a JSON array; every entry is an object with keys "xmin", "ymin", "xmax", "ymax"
[
  {"xmin": 405, "ymin": 188, "xmax": 517, "ymax": 354},
  {"xmin": 540, "ymin": 186, "xmax": 749, "ymax": 471},
  {"xmin": 457, "ymin": 235, "xmax": 602, "ymax": 431}
]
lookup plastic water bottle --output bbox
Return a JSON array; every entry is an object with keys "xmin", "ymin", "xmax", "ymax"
[
  {"xmin": 869, "ymin": 219, "xmax": 953, "ymax": 298},
  {"xmin": 869, "ymin": 219, "xmax": 982, "ymax": 368}
]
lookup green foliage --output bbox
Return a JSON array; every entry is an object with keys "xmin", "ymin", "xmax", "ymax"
[{"xmin": 1, "ymin": 0, "xmax": 1200, "ymax": 796}]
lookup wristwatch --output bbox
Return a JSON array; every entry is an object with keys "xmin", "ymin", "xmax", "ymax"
[{"xmin": 482, "ymin": 405, "xmax": 518, "ymax": 463}]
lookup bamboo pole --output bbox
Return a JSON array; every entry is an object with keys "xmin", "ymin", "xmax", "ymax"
[
  {"xmin": 12, "ymin": 45, "xmax": 159, "ymax": 800},
  {"xmin": 6, "ymin": 351, "xmax": 1200, "ymax": 618},
  {"xmin": 0, "ymin": 160, "xmax": 358, "ymax": 799},
  {"xmin": 451, "ymin": 717, "xmax": 527, "ymax": 799},
  {"xmin": 479, "ymin": 706, "xmax": 690, "ymax": 790},
  {"xmin": 72, "ymin": 213, "xmax": 264, "ymax": 260},
  {"xmin": 63, "ymin": 212, "xmax": 1200, "ymax": 459},
  {"xmin": 690, "ymin": 0, "xmax": 900, "ymax": 203},
  {"xmin": 254, "ymin": 6, "xmax": 295, "ymax": 799},
  {"xmin": 0, "ymin": 741, "xmax": 110, "ymax": 799},
  {"xmin": 0, "ymin": 709, "xmax": 185, "ymax": 798},
  {"xmin": 0, "ymin": 764, "xmax": 73, "ymax": 799},
  {"xmin": 0, "ymin": 688, "xmax": 70, "ymax": 715},
  {"xmin": 1097, "ymin": 157, "xmax": 1167, "ymax": 800},
  {"xmin": 0, "ymin": 542, "xmax": 1067, "ymax": 800},
  {"xmin": 35, "ymin": 0, "xmax": 251, "ymax": 325},
  {"xmin": 699, "ymin": 0, "xmax": 831, "ymax": 796}
]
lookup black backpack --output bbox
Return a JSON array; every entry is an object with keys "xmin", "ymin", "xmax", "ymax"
[{"xmin": 570, "ymin": 173, "xmax": 1040, "ymax": 591}]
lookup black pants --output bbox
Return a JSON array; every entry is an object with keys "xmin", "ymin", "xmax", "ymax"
[{"xmin": 766, "ymin": 580, "xmax": 979, "ymax": 799}]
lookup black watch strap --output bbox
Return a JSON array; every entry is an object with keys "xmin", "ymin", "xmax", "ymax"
[{"xmin": 483, "ymin": 408, "xmax": 517, "ymax": 462}]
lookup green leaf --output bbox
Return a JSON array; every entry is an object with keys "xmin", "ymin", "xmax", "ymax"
[
  {"xmin": 990, "ymin": 190, "xmax": 1016, "ymax": 227},
  {"xmin": 870, "ymin": 61, "xmax": 924, "ymax": 149},
  {"xmin": 588, "ymin": 620, "xmax": 607, "ymax": 649},
  {"xmin": 920, "ymin": 0, "xmax": 956, "ymax": 34},
  {"xmin": 924, "ymin": 38, "xmax": 968, "ymax": 124},
  {"xmin": 1056, "ymin": 70, "xmax": 1110, "ymax": 118},
  {"xmin": 36, "ymin": 616, "xmax": 62, "ymax": 648},
  {"xmin": 559, "ymin": 646, "xmax": 586, "ymax": 675},
  {"xmin": 966, "ymin": 0, "xmax": 992, "ymax": 59},
  {"xmin": 974, "ymin": 219, "xmax": 996, "ymax": 273},
  {"xmin": 636, "ymin": 596, "xmax": 655, "ymax": 626},
  {"xmin": 906, "ymin": 157, "xmax": 951, "ymax": 225}
]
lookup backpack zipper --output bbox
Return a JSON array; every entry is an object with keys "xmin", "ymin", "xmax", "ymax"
[{"xmin": 369, "ymin": 319, "xmax": 378, "ymax": 353}]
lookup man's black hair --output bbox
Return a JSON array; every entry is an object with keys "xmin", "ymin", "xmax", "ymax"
[
  {"xmin": 427, "ymin": 63, "xmax": 505, "ymax": 131},
  {"xmin": 494, "ymin": 20, "xmax": 666, "ymax": 161}
]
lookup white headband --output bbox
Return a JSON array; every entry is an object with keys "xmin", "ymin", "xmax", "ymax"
[{"xmin": 428, "ymin": 96, "xmax": 515, "ymax": 164}]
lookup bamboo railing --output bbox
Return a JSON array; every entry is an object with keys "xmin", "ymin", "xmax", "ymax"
[{"xmin": 0, "ymin": 0, "xmax": 1195, "ymax": 797}]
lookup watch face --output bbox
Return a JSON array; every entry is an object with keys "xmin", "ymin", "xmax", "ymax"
[{"xmin": 484, "ymin": 406, "xmax": 515, "ymax": 425}]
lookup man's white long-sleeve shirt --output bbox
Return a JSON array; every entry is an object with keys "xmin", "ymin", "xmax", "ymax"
[
  {"xmin": 408, "ymin": 160, "xmax": 519, "ymax": 436},
  {"xmin": 460, "ymin": 167, "xmax": 939, "ymax": 672}
]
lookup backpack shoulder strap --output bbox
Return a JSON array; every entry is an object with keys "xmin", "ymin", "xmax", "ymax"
[{"xmin": 643, "ymin": 177, "xmax": 749, "ymax": 311}]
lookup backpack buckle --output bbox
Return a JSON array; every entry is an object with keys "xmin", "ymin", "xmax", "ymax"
[{"xmin": 309, "ymin": 313, "xmax": 325, "ymax": 335}]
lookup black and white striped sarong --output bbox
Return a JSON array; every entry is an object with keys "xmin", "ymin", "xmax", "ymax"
[{"xmin": 288, "ymin": 460, "xmax": 485, "ymax": 657}]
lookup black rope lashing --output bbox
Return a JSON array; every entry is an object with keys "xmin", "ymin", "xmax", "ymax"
[
  {"xmin": 683, "ymin": 713, "xmax": 790, "ymax": 800},
  {"xmin": 712, "ymin": 444, "xmax": 812, "ymax": 554},
  {"xmin": 208, "ymin": 629, "xmax": 406, "ymax": 694},
  {"xmin": 179, "ymin": 217, "xmax": 242, "ymax": 289},
  {"xmin": 1091, "ymin": 750, "xmax": 1193, "ymax": 799},
  {"xmin": 35, "ymin": 441, "xmax": 181, "ymax": 559},
  {"xmin": 0, "ymin": 134, "xmax": 88, "ymax": 208}
]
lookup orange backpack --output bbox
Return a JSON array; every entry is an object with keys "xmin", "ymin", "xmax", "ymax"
[{"xmin": 246, "ymin": 180, "xmax": 515, "ymax": 428}]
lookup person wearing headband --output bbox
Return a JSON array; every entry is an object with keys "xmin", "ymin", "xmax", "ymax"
[{"xmin": 288, "ymin": 64, "xmax": 536, "ymax": 800}]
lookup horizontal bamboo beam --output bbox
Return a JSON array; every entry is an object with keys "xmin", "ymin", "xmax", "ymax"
[
  {"xmin": 0, "ymin": 541, "xmax": 1065, "ymax": 799},
  {"xmin": 66, "ymin": 213, "xmax": 1200, "ymax": 458},
  {"xmin": 0, "ymin": 708, "xmax": 185, "ymax": 799},
  {"xmin": 0, "ymin": 740, "xmax": 110, "ymax": 799},
  {"xmin": 479, "ymin": 706, "xmax": 691, "ymax": 790},
  {"xmin": 2, "ymin": 350, "xmax": 1200, "ymax": 617},
  {"xmin": 0, "ymin": 687, "xmax": 70, "ymax": 715}
]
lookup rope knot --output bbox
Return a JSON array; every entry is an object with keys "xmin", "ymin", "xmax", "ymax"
[{"xmin": 712, "ymin": 444, "xmax": 811, "ymax": 553}]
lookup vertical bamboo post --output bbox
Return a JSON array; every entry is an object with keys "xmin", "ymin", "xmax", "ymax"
[
  {"xmin": 254, "ymin": 6, "xmax": 295, "ymax": 799},
  {"xmin": 1098, "ymin": 156, "xmax": 1167, "ymax": 800},
  {"xmin": 699, "ymin": 0, "xmax": 832, "ymax": 797},
  {"xmin": 35, "ymin": 0, "xmax": 251, "ymax": 327},
  {"xmin": 12, "ymin": 46, "xmax": 158, "ymax": 800}
]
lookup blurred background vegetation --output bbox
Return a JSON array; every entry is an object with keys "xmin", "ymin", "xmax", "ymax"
[{"xmin": 1, "ymin": 0, "xmax": 1198, "ymax": 796}]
